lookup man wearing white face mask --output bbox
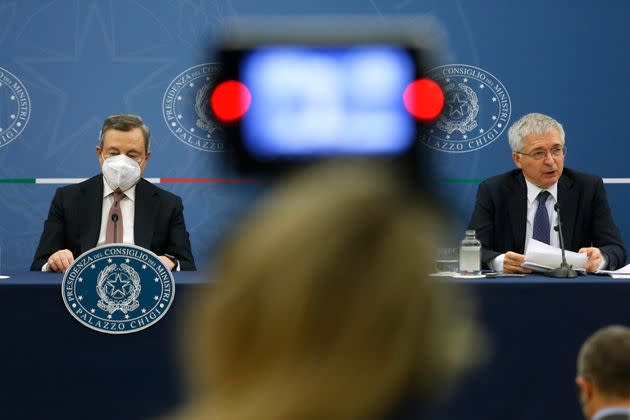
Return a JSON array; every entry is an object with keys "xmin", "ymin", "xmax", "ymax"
[{"xmin": 31, "ymin": 114, "xmax": 196, "ymax": 272}]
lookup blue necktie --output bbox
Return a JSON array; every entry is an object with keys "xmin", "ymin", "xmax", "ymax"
[{"xmin": 532, "ymin": 191, "xmax": 551, "ymax": 244}]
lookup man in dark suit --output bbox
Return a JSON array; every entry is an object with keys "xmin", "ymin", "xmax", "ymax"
[
  {"xmin": 576, "ymin": 325, "xmax": 630, "ymax": 420},
  {"xmin": 469, "ymin": 113, "xmax": 625, "ymax": 273},
  {"xmin": 31, "ymin": 114, "xmax": 196, "ymax": 272}
]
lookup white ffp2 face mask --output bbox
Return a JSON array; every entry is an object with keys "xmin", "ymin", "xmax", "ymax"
[{"xmin": 101, "ymin": 154, "xmax": 142, "ymax": 192}]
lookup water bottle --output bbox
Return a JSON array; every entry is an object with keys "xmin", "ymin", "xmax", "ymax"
[{"xmin": 459, "ymin": 229, "xmax": 481, "ymax": 274}]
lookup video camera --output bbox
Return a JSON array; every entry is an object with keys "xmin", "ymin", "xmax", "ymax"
[{"xmin": 208, "ymin": 17, "xmax": 445, "ymax": 178}]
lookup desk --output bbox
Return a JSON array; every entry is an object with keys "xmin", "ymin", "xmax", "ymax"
[
  {"xmin": 0, "ymin": 272, "xmax": 205, "ymax": 420},
  {"xmin": 428, "ymin": 276, "xmax": 630, "ymax": 420},
  {"xmin": 1, "ymin": 273, "xmax": 629, "ymax": 420}
]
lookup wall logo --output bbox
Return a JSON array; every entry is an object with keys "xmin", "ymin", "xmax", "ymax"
[
  {"xmin": 421, "ymin": 64, "xmax": 511, "ymax": 153},
  {"xmin": 0, "ymin": 67, "xmax": 30, "ymax": 149},
  {"xmin": 61, "ymin": 244, "xmax": 175, "ymax": 334},
  {"xmin": 163, "ymin": 63, "xmax": 226, "ymax": 152}
]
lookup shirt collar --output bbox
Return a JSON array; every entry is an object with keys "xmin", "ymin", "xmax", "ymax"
[
  {"xmin": 525, "ymin": 178, "xmax": 558, "ymax": 205},
  {"xmin": 102, "ymin": 178, "xmax": 136, "ymax": 202},
  {"xmin": 593, "ymin": 406, "xmax": 630, "ymax": 420}
]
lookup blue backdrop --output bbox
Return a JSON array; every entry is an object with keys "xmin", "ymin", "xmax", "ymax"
[
  {"xmin": 1, "ymin": 2, "xmax": 630, "ymax": 420},
  {"xmin": 1, "ymin": 0, "xmax": 629, "ymax": 272}
]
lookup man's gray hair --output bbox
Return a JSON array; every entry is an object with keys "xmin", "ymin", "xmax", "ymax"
[
  {"xmin": 99, "ymin": 114, "xmax": 150, "ymax": 152},
  {"xmin": 507, "ymin": 113, "xmax": 565, "ymax": 152}
]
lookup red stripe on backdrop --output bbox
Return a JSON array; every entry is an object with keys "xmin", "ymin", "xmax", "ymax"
[{"xmin": 160, "ymin": 178, "xmax": 261, "ymax": 183}]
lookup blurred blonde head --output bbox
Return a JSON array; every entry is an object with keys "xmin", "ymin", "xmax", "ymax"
[{"xmin": 178, "ymin": 161, "xmax": 481, "ymax": 420}]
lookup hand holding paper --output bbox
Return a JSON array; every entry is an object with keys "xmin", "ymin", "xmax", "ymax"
[
  {"xmin": 522, "ymin": 239, "xmax": 587, "ymax": 272},
  {"xmin": 504, "ymin": 251, "xmax": 532, "ymax": 274},
  {"xmin": 578, "ymin": 247, "xmax": 603, "ymax": 273}
]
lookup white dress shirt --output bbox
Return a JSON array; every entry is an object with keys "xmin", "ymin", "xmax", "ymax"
[
  {"xmin": 97, "ymin": 181, "xmax": 136, "ymax": 246},
  {"xmin": 523, "ymin": 179, "xmax": 559, "ymax": 252},
  {"xmin": 489, "ymin": 179, "xmax": 606, "ymax": 272},
  {"xmin": 42, "ymin": 179, "xmax": 179, "ymax": 271}
]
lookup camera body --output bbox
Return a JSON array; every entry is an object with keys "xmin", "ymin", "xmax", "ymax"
[{"xmin": 211, "ymin": 17, "xmax": 438, "ymax": 176}]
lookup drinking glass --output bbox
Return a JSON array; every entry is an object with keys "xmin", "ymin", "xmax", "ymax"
[{"xmin": 434, "ymin": 247, "xmax": 459, "ymax": 273}]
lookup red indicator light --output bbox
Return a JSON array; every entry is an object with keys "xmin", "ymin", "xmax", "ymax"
[
  {"xmin": 210, "ymin": 80, "xmax": 251, "ymax": 122},
  {"xmin": 403, "ymin": 78, "xmax": 444, "ymax": 122}
]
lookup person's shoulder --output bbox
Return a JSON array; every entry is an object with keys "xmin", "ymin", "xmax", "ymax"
[
  {"xmin": 55, "ymin": 175, "xmax": 101, "ymax": 195},
  {"xmin": 597, "ymin": 411, "xmax": 630, "ymax": 420},
  {"xmin": 137, "ymin": 178, "xmax": 182, "ymax": 202},
  {"xmin": 561, "ymin": 167, "xmax": 602, "ymax": 186}
]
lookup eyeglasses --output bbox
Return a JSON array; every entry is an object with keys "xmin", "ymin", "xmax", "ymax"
[{"xmin": 516, "ymin": 146, "xmax": 566, "ymax": 160}]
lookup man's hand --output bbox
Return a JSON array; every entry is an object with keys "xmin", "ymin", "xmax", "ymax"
[
  {"xmin": 158, "ymin": 255, "xmax": 176, "ymax": 271},
  {"xmin": 579, "ymin": 247, "xmax": 602, "ymax": 273},
  {"xmin": 47, "ymin": 249, "xmax": 75, "ymax": 273},
  {"xmin": 503, "ymin": 251, "xmax": 533, "ymax": 274}
]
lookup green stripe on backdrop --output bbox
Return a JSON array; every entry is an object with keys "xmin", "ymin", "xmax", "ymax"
[{"xmin": 0, "ymin": 178, "xmax": 35, "ymax": 184}]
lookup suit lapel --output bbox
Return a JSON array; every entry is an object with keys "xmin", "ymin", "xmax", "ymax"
[
  {"xmin": 557, "ymin": 172, "xmax": 576, "ymax": 249},
  {"xmin": 508, "ymin": 171, "xmax": 528, "ymax": 253},
  {"xmin": 134, "ymin": 179, "xmax": 158, "ymax": 249},
  {"xmin": 80, "ymin": 175, "xmax": 104, "ymax": 253}
]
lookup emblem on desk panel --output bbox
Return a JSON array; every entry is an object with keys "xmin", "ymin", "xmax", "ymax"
[
  {"xmin": 0, "ymin": 66, "xmax": 31, "ymax": 149},
  {"xmin": 61, "ymin": 244, "xmax": 175, "ymax": 334},
  {"xmin": 420, "ymin": 64, "xmax": 511, "ymax": 153},
  {"xmin": 162, "ymin": 63, "xmax": 227, "ymax": 152}
]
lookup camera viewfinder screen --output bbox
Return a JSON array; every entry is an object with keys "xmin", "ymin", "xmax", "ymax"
[{"xmin": 240, "ymin": 46, "xmax": 416, "ymax": 158}]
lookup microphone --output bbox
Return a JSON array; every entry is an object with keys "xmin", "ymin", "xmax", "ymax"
[
  {"xmin": 545, "ymin": 203, "xmax": 577, "ymax": 278},
  {"xmin": 112, "ymin": 213, "xmax": 119, "ymax": 243}
]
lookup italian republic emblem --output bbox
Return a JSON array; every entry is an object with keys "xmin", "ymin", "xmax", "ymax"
[
  {"xmin": 420, "ymin": 64, "xmax": 511, "ymax": 153},
  {"xmin": 61, "ymin": 244, "xmax": 175, "ymax": 334},
  {"xmin": 162, "ymin": 63, "xmax": 226, "ymax": 152}
]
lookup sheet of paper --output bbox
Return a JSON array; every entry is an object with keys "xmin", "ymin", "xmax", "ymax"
[
  {"xmin": 521, "ymin": 261, "xmax": 552, "ymax": 272},
  {"xmin": 523, "ymin": 239, "xmax": 587, "ymax": 271},
  {"xmin": 451, "ymin": 273, "xmax": 486, "ymax": 279},
  {"xmin": 597, "ymin": 262, "xmax": 630, "ymax": 274},
  {"xmin": 597, "ymin": 262, "xmax": 630, "ymax": 276}
]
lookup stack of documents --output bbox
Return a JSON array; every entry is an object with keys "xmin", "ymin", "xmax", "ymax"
[
  {"xmin": 596, "ymin": 264, "xmax": 630, "ymax": 278},
  {"xmin": 522, "ymin": 239, "xmax": 587, "ymax": 272}
]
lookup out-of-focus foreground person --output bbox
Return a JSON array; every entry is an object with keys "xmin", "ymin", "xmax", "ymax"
[
  {"xmin": 171, "ymin": 162, "xmax": 483, "ymax": 420},
  {"xmin": 576, "ymin": 325, "xmax": 630, "ymax": 420}
]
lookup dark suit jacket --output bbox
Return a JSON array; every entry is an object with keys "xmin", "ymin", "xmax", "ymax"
[
  {"xmin": 468, "ymin": 168, "xmax": 626, "ymax": 270},
  {"xmin": 31, "ymin": 175, "xmax": 196, "ymax": 271}
]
